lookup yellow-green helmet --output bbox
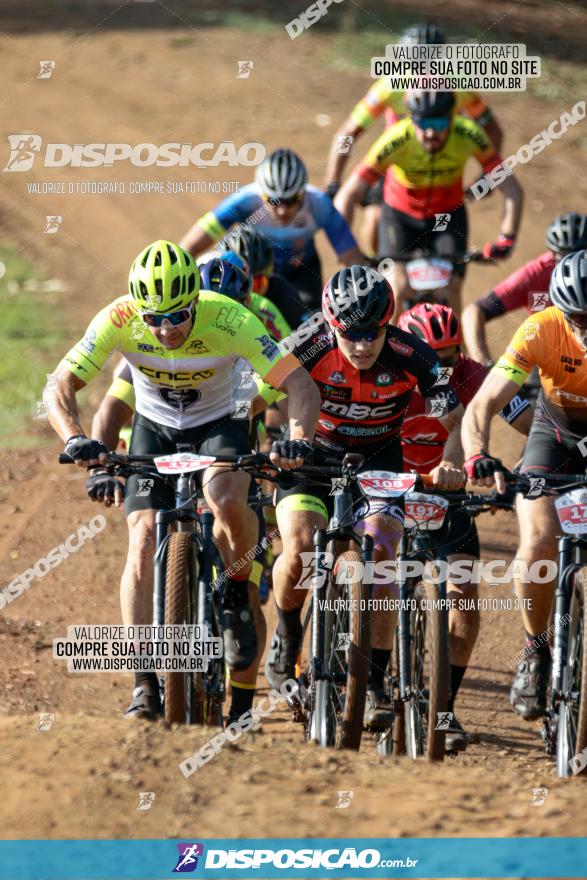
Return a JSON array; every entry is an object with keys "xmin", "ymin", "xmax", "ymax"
[{"xmin": 129, "ymin": 240, "xmax": 199, "ymax": 312}]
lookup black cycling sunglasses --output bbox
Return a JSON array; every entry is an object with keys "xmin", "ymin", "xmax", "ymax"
[
  {"xmin": 141, "ymin": 304, "xmax": 193, "ymax": 328},
  {"xmin": 338, "ymin": 326, "xmax": 383, "ymax": 342}
]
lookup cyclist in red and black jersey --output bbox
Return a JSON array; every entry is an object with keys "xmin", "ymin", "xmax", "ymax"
[
  {"xmin": 398, "ymin": 303, "xmax": 532, "ymax": 749},
  {"xmin": 462, "ymin": 213, "xmax": 587, "ymax": 367},
  {"xmin": 265, "ymin": 266, "xmax": 466, "ymax": 730}
]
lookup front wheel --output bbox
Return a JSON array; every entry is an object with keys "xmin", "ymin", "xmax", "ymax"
[
  {"xmin": 164, "ymin": 532, "xmax": 197, "ymax": 725},
  {"xmin": 556, "ymin": 571, "xmax": 587, "ymax": 777},
  {"xmin": 404, "ymin": 579, "xmax": 449, "ymax": 761},
  {"xmin": 317, "ymin": 550, "xmax": 370, "ymax": 750}
]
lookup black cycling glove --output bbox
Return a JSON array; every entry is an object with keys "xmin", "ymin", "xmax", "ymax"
[
  {"xmin": 64, "ymin": 434, "xmax": 108, "ymax": 462},
  {"xmin": 464, "ymin": 450, "xmax": 504, "ymax": 480},
  {"xmin": 271, "ymin": 439, "xmax": 313, "ymax": 463},
  {"xmin": 87, "ymin": 470, "xmax": 124, "ymax": 503},
  {"xmin": 325, "ymin": 181, "xmax": 340, "ymax": 199}
]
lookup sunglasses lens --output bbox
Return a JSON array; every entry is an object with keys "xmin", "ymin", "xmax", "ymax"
[
  {"xmin": 142, "ymin": 306, "xmax": 192, "ymax": 327},
  {"xmin": 415, "ymin": 117, "xmax": 449, "ymax": 131}
]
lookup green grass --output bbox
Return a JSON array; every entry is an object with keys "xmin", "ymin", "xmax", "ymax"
[{"xmin": 0, "ymin": 245, "xmax": 66, "ymax": 449}]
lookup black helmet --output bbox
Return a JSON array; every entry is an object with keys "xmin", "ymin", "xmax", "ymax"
[
  {"xmin": 221, "ymin": 229, "xmax": 274, "ymax": 276},
  {"xmin": 546, "ymin": 213, "xmax": 587, "ymax": 255},
  {"xmin": 322, "ymin": 265, "xmax": 394, "ymax": 332},
  {"xmin": 400, "ymin": 23, "xmax": 446, "ymax": 45},
  {"xmin": 406, "ymin": 90, "xmax": 455, "ymax": 119},
  {"xmin": 198, "ymin": 257, "xmax": 252, "ymax": 302},
  {"xmin": 255, "ymin": 148, "xmax": 308, "ymax": 201},
  {"xmin": 549, "ymin": 250, "xmax": 587, "ymax": 314}
]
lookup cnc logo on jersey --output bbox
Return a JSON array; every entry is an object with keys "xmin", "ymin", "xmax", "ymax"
[
  {"xmin": 138, "ymin": 366, "xmax": 214, "ymax": 384},
  {"xmin": 3, "ymin": 137, "xmax": 265, "ymax": 171},
  {"xmin": 375, "ymin": 372, "xmax": 392, "ymax": 385},
  {"xmin": 137, "ymin": 343, "xmax": 157, "ymax": 353},
  {"xmin": 3, "ymin": 134, "xmax": 43, "ymax": 172},
  {"xmin": 328, "ymin": 371, "xmax": 346, "ymax": 384},
  {"xmin": 255, "ymin": 334, "xmax": 280, "ymax": 360},
  {"xmin": 159, "ymin": 387, "xmax": 202, "ymax": 412},
  {"xmin": 173, "ymin": 843, "xmax": 204, "ymax": 873},
  {"xmin": 186, "ymin": 339, "xmax": 210, "ymax": 354}
]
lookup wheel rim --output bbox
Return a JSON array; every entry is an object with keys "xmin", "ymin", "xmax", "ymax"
[{"xmin": 558, "ymin": 591, "xmax": 584, "ymax": 775}]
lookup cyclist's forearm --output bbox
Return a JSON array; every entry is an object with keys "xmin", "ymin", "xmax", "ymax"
[
  {"xmin": 92, "ymin": 397, "xmax": 133, "ymax": 451},
  {"xmin": 461, "ymin": 400, "xmax": 492, "ymax": 458},
  {"xmin": 46, "ymin": 371, "xmax": 86, "ymax": 442},
  {"xmin": 280, "ymin": 369, "xmax": 320, "ymax": 440},
  {"xmin": 441, "ymin": 421, "xmax": 464, "ymax": 468},
  {"xmin": 339, "ymin": 246, "xmax": 366, "ymax": 266},
  {"xmin": 179, "ymin": 222, "xmax": 214, "ymax": 256},
  {"xmin": 333, "ymin": 173, "xmax": 367, "ymax": 225},
  {"xmin": 498, "ymin": 174, "xmax": 523, "ymax": 237},
  {"xmin": 484, "ymin": 117, "xmax": 503, "ymax": 152},
  {"xmin": 461, "ymin": 303, "xmax": 492, "ymax": 365}
]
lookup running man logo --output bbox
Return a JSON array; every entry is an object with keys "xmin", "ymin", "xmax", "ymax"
[
  {"xmin": 232, "ymin": 399, "xmax": 251, "ymax": 419},
  {"xmin": 137, "ymin": 791, "xmax": 156, "ymax": 811},
  {"xmin": 526, "ymin": 477, "xmax": 546, "ymax": 498},
  {"xmin": 426, "ymin": 397, "xmax": 449, "ymax": 418},
  {"xmin": 529, "ymin": 787, "xmax": 549, "ymax": 806},
  {"xmin": 435, "ymin": 711, "xmax": 453, "ymax": 730},
  {"xmin": 173, "ymin": 843, "xmax": 204, "ymax": 873},
  {"xmin": 4, "ymin": 134, "xmax": 42, "ymax": 172},
  {"xmin": 236, "ymin": 61, "xmax": 254, "ymax": 79},
  {"xmin": 330, "ymin": 477, "xmax": 346, "ymax": 495},
  {"xmin": 136, "ymin": 479, "xmax": 154, "ymax": 498},
  {"xmin": 335, "ymin": 135, "xmax": 354, "ymax": 155},
  {"xmin": 44, "ymin": 216, "xmax": 62, "ymax": 234},
  {"xmin": 335, "ymin": 632, "xmax": 351, "ymax": 650},
  {"xmin": 529, "ymin": 292, "xmax": 550, "ymax": 312},
  {"xmin": 37, "ymin": 712, "xmax": 55, "ymax": 731},
  {"xmin": 432, "ymin": 365, "xmax": 453, "ymax": 387},
  {"xmin": 521, "ymin": 322, "xmax": 540, "ymax": 342},
  {"xmin": 335, "ymin": 790, "xmax": 353, "ymax": 809},
  {"xmin": 130, "ymin": 321, "xmax": 145, "ymax": 340},
  {"xmin": 37, "ymin": 61, "xmax": 56, "ymax": 79},
  {"xmin": 433, "ymin": 213, "xmax": 451, "ymax": 232}
]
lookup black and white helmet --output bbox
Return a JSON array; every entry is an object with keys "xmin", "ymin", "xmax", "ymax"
[
  {"xmin": 400, "ymin": 23, "xmax": 446, "ymax": 45},
  {"xmin": 255, "ymin": 148, "xmax": 308, "ymax": 201},
  {"xmin": 549, "ymin": 250, "xmax": 587, "ymax": 314},
  {"xmin": 546, "ymin": 213, "xmax": 587, "ymax": 255}
]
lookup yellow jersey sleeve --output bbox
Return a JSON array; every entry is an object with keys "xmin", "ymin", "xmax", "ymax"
[{"xmin": 349, "ymin": 79, "xmax": 403, "ymax": 130}]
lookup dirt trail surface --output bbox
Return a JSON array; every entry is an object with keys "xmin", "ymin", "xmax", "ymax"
[{"xmin": 1, "ymin": 0, "xmax": 587, "ymax": 862}]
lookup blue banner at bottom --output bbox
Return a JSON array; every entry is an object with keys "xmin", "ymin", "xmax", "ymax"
[{"xmin": 0, "ymin": 838, "xmax": 586, "ymax": 879}]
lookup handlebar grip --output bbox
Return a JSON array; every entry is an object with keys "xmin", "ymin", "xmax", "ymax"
[
  {"xmin": 59, "ymin": 453, "xmax": 74, "ymax": 464},
  {"xmin": 420, "ymin": 474, "xmax": 435, "ymax": 487}
]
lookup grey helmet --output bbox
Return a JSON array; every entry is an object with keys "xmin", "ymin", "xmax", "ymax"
[
  {"xmin": 546, "ymin": 213, "xmax": 587, "ymax": 255},
  {"xmin": 255, "ymin": 148, "xmax": 308, "ymax": 201},
  {"xmin": 549, "ymin": 250, "xmax": 587, "ymax": 314}
]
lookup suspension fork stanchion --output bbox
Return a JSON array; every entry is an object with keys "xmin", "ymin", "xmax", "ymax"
[
  {"xmin": 396, "ymin": 535, "xmax": 412, "ymax": 699},
  {"xmin": 312, "ymin": 528, "xmax": 329, "ymax": 683},
  {"xmin": 199, "ymin": 511, "xmax": 215, "ymax": 626},
  {"xmin": 552, "ymin": 535, "xmax": 574, "ymax": 696},
  {"xmin": 152, "ymin": 512, "xmax": 168, "ymax": 628}
]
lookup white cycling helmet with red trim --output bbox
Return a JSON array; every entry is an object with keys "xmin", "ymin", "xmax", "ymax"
[{"xmin": 322, "ymin": 265, "xmax": 394, "ymax": 333}]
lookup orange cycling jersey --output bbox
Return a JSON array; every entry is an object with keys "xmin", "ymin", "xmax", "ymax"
[
  {"xmin": 495, "ymin": 306, "xmax": 587, "ymax": 435},
  {"xmin": 350, "ymin": 79, "xmax": 492, "ymax": 131},
  {"xmin": 356, "ymin": 115, "xmax": 501, "ymax": 219}
]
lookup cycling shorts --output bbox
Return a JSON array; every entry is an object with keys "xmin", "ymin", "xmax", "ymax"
[
  {"xmin": 378, "ymin": 203, "xmax": 468, "ymax": 277},
  {"xmin": 424, "ymin": 509, "xmax": 480, "ymax": 560},
  {"xmin": 125, "ymin": 412, "xmax": 250, "ymax": 515},
  {"xmin": 282, "ymin": 253, "xmax": 323, "ymax": 312},
  {"xmin": 361, "ymin": 178, "xmax": 384, "ymax": 207},
  {"xmin": 520, "ymin": 417, "xmax": 586, "ymax": 475}
]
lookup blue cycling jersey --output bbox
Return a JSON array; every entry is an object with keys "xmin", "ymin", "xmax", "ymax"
[{"xmin": 197, "ymin": 183, "xmax": 357, "ymax": 275}]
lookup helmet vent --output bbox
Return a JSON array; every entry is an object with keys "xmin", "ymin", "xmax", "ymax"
[
  {"xmin": 168, "ymin": 244, "xmax": 178, "ymax": 264},
  {"xmin": 171, "ymin": 277, "xmax": 180, "ymax": 298}
]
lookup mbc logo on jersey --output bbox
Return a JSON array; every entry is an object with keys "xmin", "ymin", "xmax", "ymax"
[{"xmin": 3, "ymin": 135, "xmax": 266, "ymax": 171}]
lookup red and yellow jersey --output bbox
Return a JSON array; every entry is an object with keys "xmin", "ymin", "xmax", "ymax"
[
  {"xmin": 356, "ymin": 115, "xmax": 500, "ymax": 219},
  {"xmin": 495, "ymin": 307, "xmax": 587, "ymax": 434},
  {"xmin": 350, "ymin": 79, "xmax": 492, "ymax": 131}
]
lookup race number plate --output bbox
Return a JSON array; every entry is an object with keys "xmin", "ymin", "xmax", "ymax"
[
  {"xmin": 406, "ymin": 258, "xmax": 453, "ymax": 291},
  {"xmin": 404, "ymin": 492, "xmax": 449, "ymax": 530},
  {"xmin": 358, "ymin": 471, "xmax": 417, "ymax": 498},
  {"xmin": 555, "ymin": 489, "xmax": 587, "ymax": 535},
  {"xmin": 154, "ymin": 453, "xmax": 217, "ymax": 474}
]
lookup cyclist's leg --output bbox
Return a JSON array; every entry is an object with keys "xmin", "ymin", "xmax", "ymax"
[
  {"xmin": 266, "ymin": 491, "xmax": 328, "ymax": 688},
  {"xmin": 199, "ymin": 418, "xmax": 264, "ymax": 718},
  {"xmin": 360, "ymin": 178, "xmax": 384, "ymax": 256},
  {"xmin": 265, "ymin": 273, "xmax": 307, "ymax": 329},
  {"xmin": 282, "ymin": 253, "xmax": 323, "ymax": 313},
  {"xmin": 123, "ymin": 415, "xmax": 177, "ymax": 717},
  {"xmin": 428, "ymin": 203, "xmax": 468, "ymax": 318},
  {"xmin": 510, "ymin": 419, "xmax": 579, "ymax": 718},
  {"xmin": 378, "ymin": 204, "xmax": 425, "ymax": 321}
]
